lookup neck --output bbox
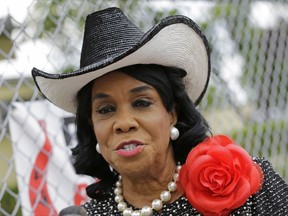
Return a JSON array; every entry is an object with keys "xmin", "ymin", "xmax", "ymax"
[{"xmin": 119, "ymin": 163, "xmax": 183, "ymax": 208}]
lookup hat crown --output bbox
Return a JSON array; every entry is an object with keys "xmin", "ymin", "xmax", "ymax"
[{"xmin": 80, "ymin": 7, "xmax": 144, "ymax": 68}]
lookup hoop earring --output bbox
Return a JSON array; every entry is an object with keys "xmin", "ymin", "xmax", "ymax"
[
  {"xmin": 170, "ymin": 127, "xmax": 179, "ymax": 141},
  {"xmin": 96, "ymin": 143, "xmax": 101, "ymax": 154}
]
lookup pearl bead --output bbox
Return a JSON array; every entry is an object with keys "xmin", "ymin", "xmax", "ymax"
[
  {"xmin": 160, "ymin": 191, "xmax": 171, "ymax": 202},
  {"xmin": 114, "ymin": 187, "xmax": 122, "ymax": 195},
  {"xmin": 115, "ymin": 194, "xmax": 123, "ymax": 203},
  {"xmin": 168, "ymin": 182, "xmax": 177, "ymax": 192},
  {"xmin": 131, "ymin": 210, "xmax": 141, "ymax": 216},
  {"xmin": 152, "ymin": 199, "xmax": 163, "ymax": 210},
  {"xmin": 114, "ymin": 164, "xmax": 182, "ymax": 215},
  {"xmin": 140, "ymin": 206, "xmax": 153, "ymax": 216},
  {"xmin": 173, "ymin": 173, "xmax": 179, "ymax": 181},
  {"xmin": 176, "ymin": 165, "xmax": 182, "ymax": 172},
  {"xmin": 117, "ymin": 201, "xmax": 127, "ymax": 212},
  {"xmin": 123, "ymin": 208, "xmax": 133, "ymax": 216},
  {"xmin": 116, "ymin": 181, "xmax": 122, "ymax": 187}
]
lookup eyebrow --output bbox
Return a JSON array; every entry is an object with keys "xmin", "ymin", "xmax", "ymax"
[
  {"xmin": 129, "ymin": 85, "xmax": 152, "ymax": 93},
  {"xmin": 92, "ymin": 85, "xmax": 152, "ymax": 101},
  {"xmin": 92, "ymin": 92, "xmax": 110, "ymax": 100}
]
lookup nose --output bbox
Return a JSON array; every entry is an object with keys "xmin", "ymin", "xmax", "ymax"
[{"xmin": 113, "ymin": 108, "xmax": 139, "ymax": 134}]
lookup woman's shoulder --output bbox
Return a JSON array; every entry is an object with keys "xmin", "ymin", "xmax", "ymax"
[
  {"xmin": 82, "ymin": 189, "xmax": 121, "ymax": 215},
  {"xmin": 60, "ymin": 157, "xmax": 288, "ymax": 215},
  {"xmin": 248, "ymin": 156, "xmax": 288, "ymax": 215},
  {"xmin": 252, "ymin": 156, "xmax": 287, "ymax": 191},
  {"xmin": 59, "ymin": 189, "xmax": 119, "ymax": 216},
  {"xmin": 229, "ymin": 156, "xmax": 288, "ymax": 215}
]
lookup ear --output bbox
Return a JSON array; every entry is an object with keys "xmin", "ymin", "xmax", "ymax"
[{"xmin": 170, "ymin": 107, "xmax": 178, "ymax": 126}]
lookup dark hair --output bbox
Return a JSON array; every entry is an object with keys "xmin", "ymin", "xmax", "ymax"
[{"xmin": 72, "ymin": 64, "xmax": 210, "ymax": 199}]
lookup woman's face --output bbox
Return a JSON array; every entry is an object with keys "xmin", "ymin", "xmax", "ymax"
[{"xmin": 91, "ymin": 71, "xmax": 177, "ymax": 177}]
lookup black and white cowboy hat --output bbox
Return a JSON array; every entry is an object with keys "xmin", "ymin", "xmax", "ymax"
[{"xmin": 32, "ymin": 7, "xmax": 210, "ymax": 114}]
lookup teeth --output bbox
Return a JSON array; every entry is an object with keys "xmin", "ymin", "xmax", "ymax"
[{"xmin": 122, "ymin": 144, "xmax": 137, "ymax": 151}]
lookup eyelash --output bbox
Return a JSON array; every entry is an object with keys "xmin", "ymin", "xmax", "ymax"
[
  {"xmin": 132, "ymin": 99, "xmax": 152, "ymax": 108},
  {"xmin": 96, "ymin": 99, "xmax": 152, "ymax": 115},
  {"xmin": 96, "ymin": 105, "xmax": 115, "ymax": 114}
]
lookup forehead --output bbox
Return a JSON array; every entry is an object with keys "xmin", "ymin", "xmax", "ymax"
[{"xmin": 91, "ymin": 71, "xmax": 150, "ymax": 93}]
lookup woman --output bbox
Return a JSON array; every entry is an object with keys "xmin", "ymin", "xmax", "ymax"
[{"xmin": 32, "ymin": 7, "xmax": 288, "ymax": 216}]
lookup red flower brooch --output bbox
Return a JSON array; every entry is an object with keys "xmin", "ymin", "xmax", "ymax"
[{"xmin": 179, "ymin": 135, "xmax": 263, "ymax": 216}]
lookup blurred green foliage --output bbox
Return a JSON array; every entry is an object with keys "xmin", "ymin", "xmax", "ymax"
[
  {"xmin": 0, "ymin": 186, "xmax": 21, "ymax": 216},
  {"xmin": 231, "ymin": 120, "xmax": 287, "ymax": 155}
]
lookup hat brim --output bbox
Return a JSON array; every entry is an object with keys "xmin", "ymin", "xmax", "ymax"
[{"xmin": 32, "ymin": 16, "xmax": 210, "ymax": 114}]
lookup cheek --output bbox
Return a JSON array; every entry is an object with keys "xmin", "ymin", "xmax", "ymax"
[
  {"xmin": 91, "ymin": 119, "xmax": 109, "ymax": 144},
  {"xmin": 92, "ymin": 121, "xmax": 113, "ymax": 163},
  {"xmin": 147, "ymin": 114, "xmax": 171, "ymax": 147}
]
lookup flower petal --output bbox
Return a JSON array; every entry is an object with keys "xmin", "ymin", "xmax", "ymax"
[
  {"xmin": 189, "ymin": 155, "xmax": 219, "ymax": 190},
  {"xmin": 229, "ymin": 177, "xmax": 250, "ymax": 209},
  {"xmin": 192, "ymin": 189, "xmax": 235, "ymax": 213},
  {"xmin": 226, "ymin": 144, "xmax": 253, "ymax": 172},
  {"xmin": 180, "ymin": 135, "xmax": 263, "ymax": 216},
  {"xmin": 207, "ymin": 145, "xmax": 234, "ymax": 165},
  {"xmin": 211, "ymin": 135, "xmax": 234, "ymax": 147},
  {"xmin": 248, "ymin": 163, "xmax": 263, "ymax": 194},
  {"xmin": 186, "ymin": 142, "xmax": 211, "ymax": 165}
]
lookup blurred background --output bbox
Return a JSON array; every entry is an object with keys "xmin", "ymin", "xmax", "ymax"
[{"xmin": 0, "ymin": 0, "xmax": 287, "ymax": 215}]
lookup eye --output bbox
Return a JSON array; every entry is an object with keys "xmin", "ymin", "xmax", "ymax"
[
  {"xmin": 132, "ymin": 99, "xmax": 152, "ymax": 108},
  {"xmin": 96, "ymin": 105, "xmax": 116, "ymax": 114}
]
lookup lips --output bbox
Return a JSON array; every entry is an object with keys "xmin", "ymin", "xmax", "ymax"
[
  {"xmin": 120, "ymin": 144, "xmax": 139, "ymax": 151},
  {"xmin": 116, "ymin": 140, "xmax": 144, "ymax": 150},
  {"xmin": 115, "ymin": 140, "xmax": 144, "ymax": 157}
]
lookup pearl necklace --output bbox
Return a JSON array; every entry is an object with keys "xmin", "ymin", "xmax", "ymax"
[{"xmin": 114, "ymin": 165, "xmax": 182, "ymax": 216}]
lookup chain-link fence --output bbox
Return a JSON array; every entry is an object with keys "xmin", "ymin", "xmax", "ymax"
[{"xmin": 1, "ymin": 0, "xmax": 287, "ymax": 215}]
